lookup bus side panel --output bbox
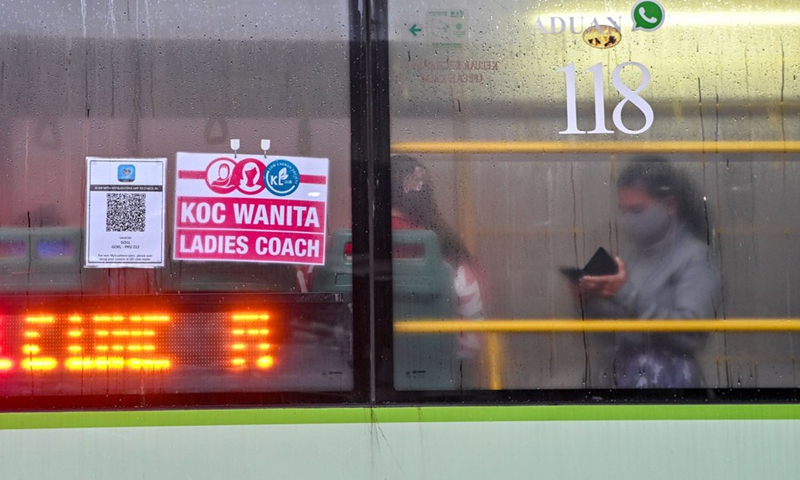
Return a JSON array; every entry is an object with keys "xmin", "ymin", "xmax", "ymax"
[{"xmin": 0, "ymin": 408, "xmax": 798, "ymax": 480}]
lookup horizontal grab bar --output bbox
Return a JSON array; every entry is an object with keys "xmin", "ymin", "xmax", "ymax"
[{"xmin": 394, "ymin": 319, "xmax": 800, "ymax": 333}]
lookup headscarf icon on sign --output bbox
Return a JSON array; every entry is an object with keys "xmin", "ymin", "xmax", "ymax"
[
  {"xmin": 205, "ymin": 158, "xmax": 238, "ymax": 194},
  {"xmin": 212, "ymin": 163, "xmax": 233, "ymax": 187}
]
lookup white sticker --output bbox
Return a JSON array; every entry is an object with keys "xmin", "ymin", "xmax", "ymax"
[
  {"xmin": 85, "ymin": 157, "xmax": 167, "ymax": 268},
  {"xmin": 426, "ymin": 9, "xmax": 468, "ymax": 49}
]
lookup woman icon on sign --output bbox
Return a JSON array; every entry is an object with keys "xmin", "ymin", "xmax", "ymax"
[
  {"xmin": 242, "ymin": 164, "xmax": 259, "ymax": 188},
  {"xmin": 212, "ymin": 163, "xmax": 233, "ymax": 188},
  {"xmin": 205, "ymin": 158, "xmax": 238, "ymax": 194}
]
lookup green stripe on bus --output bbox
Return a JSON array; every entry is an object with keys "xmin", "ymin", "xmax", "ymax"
[{"xmin": 1, "ymin": 405, "xmax": 800, "ymax": 430}]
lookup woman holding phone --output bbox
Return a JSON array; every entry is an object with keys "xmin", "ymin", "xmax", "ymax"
[{"xmin": 579, "ymin": 156, "xmax": 720, "ymax": 388}]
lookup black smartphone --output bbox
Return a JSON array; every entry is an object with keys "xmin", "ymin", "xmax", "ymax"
[
  {"xmin": 559, "ymin": 247, "xmax": 618, "ymax": 284},
  {"xmin": 583, "ymin": 247, "xmax": 618, "ymax": 276}
]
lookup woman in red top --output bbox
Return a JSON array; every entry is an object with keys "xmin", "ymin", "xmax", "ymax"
[
  {"xmin": 297, "ymin": 156, "xmax": 487, "ymax": 358},
  {"xmin": 390, "ymin": 155, "xmax": 486, "ymax": 358}
]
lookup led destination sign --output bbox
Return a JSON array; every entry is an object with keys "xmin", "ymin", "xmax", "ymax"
[
  {"xmin": 0, "ymin": 293, "xmax": 353, "ymax": 398},
  {"xmin": 4, "ymin": 312, "xmax": 268, "ymax": 373}
]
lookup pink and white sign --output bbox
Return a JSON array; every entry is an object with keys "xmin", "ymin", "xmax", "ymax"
[{"xmin": 174, "ymin": 152, "xmax": 328, "ymax": 265}]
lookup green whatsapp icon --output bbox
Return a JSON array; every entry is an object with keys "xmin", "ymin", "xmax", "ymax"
[{"xmin": 632, "ymin": 0, "xmax": 665, "ymax": 31}]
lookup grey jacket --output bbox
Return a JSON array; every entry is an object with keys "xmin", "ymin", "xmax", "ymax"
[{"xmin": 587, "ymin": 223, "xmax": 720, "ymax": 353}]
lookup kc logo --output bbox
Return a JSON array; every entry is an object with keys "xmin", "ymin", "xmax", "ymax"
[
  {"xmin": 205, "ymin": 157, "xmax": 266, "ymax": 195},
  {"xmin": 264, "ymin": 159, "xmax": 300, "ymax": 197}
]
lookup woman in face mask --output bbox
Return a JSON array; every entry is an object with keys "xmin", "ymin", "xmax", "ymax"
[
  {"xmin": 579, "ymin": 156, "xmax": 720, "ymax": 388},
  {"xmin": 390, "ymin": 155, "xmax": 486, "ymax": 360}
]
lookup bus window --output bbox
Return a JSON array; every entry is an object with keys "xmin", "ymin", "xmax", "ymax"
[
  {"xmin": 0, "ymin": 0, "xmax": 354, "ymax": 403},
  {"xmin": 388, "ymin": 0, "xmax": 800, "ymax": 391}
]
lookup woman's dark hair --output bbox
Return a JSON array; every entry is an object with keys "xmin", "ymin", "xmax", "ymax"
[
  {"xmin": 390, "ymin": 155, "xmax": 473, "ymax": 263},
  {"xmin": 618, "ymin": 155, "xmax": 709, "ymax": 241}
]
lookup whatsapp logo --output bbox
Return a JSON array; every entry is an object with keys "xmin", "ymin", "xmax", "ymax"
[{"xmin": 632, "ymin": 0, "xmax": 665, "ymax": 31}]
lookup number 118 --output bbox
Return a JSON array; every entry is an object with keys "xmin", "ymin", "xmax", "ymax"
[{"xmin": 558, "ymin": 61, "xmax": 654, "ymax": 135}]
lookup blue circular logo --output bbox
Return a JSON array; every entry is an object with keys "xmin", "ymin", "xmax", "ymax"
[{"xmin": 264, "ymin": 159, "xmax": 301, "ymax": 196}]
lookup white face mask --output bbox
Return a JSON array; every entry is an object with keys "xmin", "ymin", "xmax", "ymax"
[{"xmin": 619, "ymin": 202, "xmax": 672, "ymax": 246}]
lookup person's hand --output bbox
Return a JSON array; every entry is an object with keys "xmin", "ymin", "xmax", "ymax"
[{"xmin": 579, "ymin": 257, "xmax": 628, "ymax": 299}]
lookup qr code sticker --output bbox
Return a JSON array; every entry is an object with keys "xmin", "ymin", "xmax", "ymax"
[{"xmin": 105, "ymin": 193, "xmax": 146, "ymax": 232}]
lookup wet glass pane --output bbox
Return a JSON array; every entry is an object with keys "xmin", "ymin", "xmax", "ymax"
[
  {"xmin": 0, "ymin": 0, "xmax": 353, "ymax": 398},
  {"xmin": 388, "ymin": 0, "xmax": 800, "ymax": 390}
]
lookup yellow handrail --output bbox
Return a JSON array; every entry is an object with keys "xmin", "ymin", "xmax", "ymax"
[
  {"xmin": 394, "ymin": 318, "xmax": 800, "ymax": 333},
  {"xmin": 397, "ymin": 319, "xmax": 800, "ymax": 390},
  {"xmin": 392, "ymin": 140, "xmax": 800, "ymax": 154}
]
